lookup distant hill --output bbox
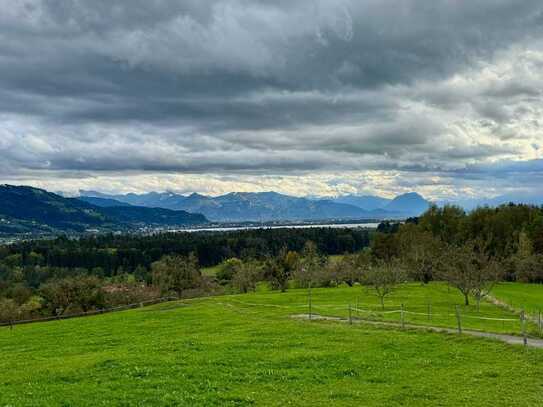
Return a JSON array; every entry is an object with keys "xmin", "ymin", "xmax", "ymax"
[
  {"xmin": 81, "ymin": 190, "xmax": 185, "ymax": 210},
  {"xmin": 384, "ymin": 192, "xmax": 430, "ymax": 215},
  {"xmin": 333, "ymin": 195, "xmax": 392, "ymax": 211},
  {"xmin": 78, "ymin": 196, "xmax": 133, "ymax": 208},
  {"xmin": 0, "ymin": 185, "xmax": 207, "ymax": 235},
  {"xmin": 81, "ymin": 190, "xmax": 415, "ymax": 222},
  {"xmin": 332, "ymin": 192, "xmax": 430, "ymax": 217}
]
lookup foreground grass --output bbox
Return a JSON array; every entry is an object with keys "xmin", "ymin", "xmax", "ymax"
[{"xmin": 1, "ymin": 286, "xmax": 543, "ymax": 406}]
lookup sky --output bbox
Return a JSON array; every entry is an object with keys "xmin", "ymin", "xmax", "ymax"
[{"xmin": 0, "ymin": 0, "xmax": 542, "ymax": 199}]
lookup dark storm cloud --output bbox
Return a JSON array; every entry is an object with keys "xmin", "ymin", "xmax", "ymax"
[{"xmin": 0, "ymin": 0, "xmax": 542, "ymax": 197}]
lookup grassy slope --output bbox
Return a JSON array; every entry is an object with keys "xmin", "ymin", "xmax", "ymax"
[
  {"xmin": 201, "ymin": 264, "xmax": 222, "ymax": 277},
  {"xmin": 2, "ymin": 285, "xmax": 543, "ymax": 406},
  {"xmin": 493, "ymin": 283, "xmax": 543, "ymax": 314},
  {"xmin": 263, "ymin": 282, "xmax": 532, "ymax": 336}
]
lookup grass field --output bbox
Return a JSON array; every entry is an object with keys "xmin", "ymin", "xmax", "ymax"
[
  {"xmin": 2, "ymin": 284, "xmax": 543, "ymax": 406},
  {"xmin": 493, "ymin": 283, "xmax": 543, "ymax": 315},
  {"xmin": 234, "ymin": 282, "xmax": 536, "ymax": 336},
  {"xmin": 201, "ymin": 264, "xmax": 222, "ymax": 277}
]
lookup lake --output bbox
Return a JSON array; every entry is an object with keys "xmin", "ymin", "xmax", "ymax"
[{"xmin": 176, "ymin": 222, "xmax": 381, "ymax": 233}]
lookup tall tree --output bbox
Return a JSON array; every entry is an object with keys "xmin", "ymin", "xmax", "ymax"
[
  {"xmin": 396, "ymin": 224, "xmax": 441, "ymax": 283},
  {"xmin": 264, "ymin": 248, "xmax": 292, "ymax": 292},
  {"xmin": 151, "ymin": 253, "xmax": 201, "ymax": 297}
]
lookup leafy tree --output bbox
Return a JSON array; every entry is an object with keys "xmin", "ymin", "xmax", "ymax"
[
  {"xmin": 516, "ymin": 231, "xmax": 533, "ymax": 258},
  {"xmin": 18, "ymin": 296, "xmax": 43, "ymax": 319},
  {"xmin": 326, "ymin": 251, "xmax": 369, "ymax": 287},
  {"xmin": 264, "ymin": 258, "xmax": 288, "ymax": 292},
  {"xmin": 39, "ymin": 279, "xmax": 75, "ymax": 316},
  {"xmin": 419, "ymin": 204, "xmax": 466, "ymax": 245},
  {"xmin": 396, "ymin": 224, "xmax": 442, "ymax": 283},
  {"xmin": 371, "ymin": 232, "xmax": 399, "ymax": 261},
  {"xmin": 7, "ymin": 283, "xmax": 33, "ymax": 305},
  {"xmin": 515, "ymin": 254, "xmax": 543, "ymax": 283},
  {"xmin": 232, "ymin": 260, "xmax": 261, "ymax": 293},
  {"xmin": 39, "ymin": 276, "xmax": 105, "ymax": 315},
  {"xmin": 216, "ymin": 258, "xmax": 243, "ymax": 283},
  {"xmin": 529, "ymin": 216, "xmax": 543, "ymax": 254},
  {"xmin": 265, "ymin": 248, "xmax": 299, "ymax": 291},
  {"xmin": 134, "ymin": 265, "xmax": 149, "ymax": 282},
  {"xmin": 292, "ymin": 241, "xmax": 325, "ymax": 288},
  {"xmin": 377, "ymin": 221, "xmax": 401, "ymax": 234},
  {"xmin": 151, "ymin": 253, "xmax": 201, "ymax": 297},
  {"xmin": 284, "ymin": 250, "xmax": 300, "ymax": 272},
  {"xmin": 0, "ymin": 298, "xmax": 19, "ymax": 324},
  {"xmin": 70, "ymin": 276, "xmax": 105, "ymax": 312}
]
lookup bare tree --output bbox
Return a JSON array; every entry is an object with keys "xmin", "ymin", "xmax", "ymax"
[
  {"xmin": 438, "ymin": 241, "xmax": 501, "ymax": 308},
  {"xmin": 471, "ymin": 254, "xmax": 502, "ymax": 311},
  {"xmin": 361, "ymin": 260, "xmax": 406, "ymax": 310}
]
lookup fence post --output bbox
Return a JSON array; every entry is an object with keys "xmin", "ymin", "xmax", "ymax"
[
  {"xmin": 348, "ymin": 304, "xmax": 352, "ymax": 325},
  {"xmin": 308, "ymin": 282, "xmax": 312, "ymax": 321},
  {"xmin": 401, "ymin": 304, "xmax": 405, "ymax": 329},
  {"xmin": 521, "ymin": 310, "xmax": 527, "ymax": 346},
  {"xmin": 455, "ymin": 305, "xmax": 462, "ymax": 334}
]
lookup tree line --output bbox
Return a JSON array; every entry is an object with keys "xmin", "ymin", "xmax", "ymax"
[
  {"xmin": 0, "ymin": 227, "xmax": 370, "ymax": 323},
  {"xmin": 1, "ymin": 203, "xmax": 542, "ymax": 325}
]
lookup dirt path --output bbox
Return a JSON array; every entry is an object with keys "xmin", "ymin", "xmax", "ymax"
[
  {"xmin": 292, "ymin": 313, "xmax": 543, "ymax": 348},
  {"xmin": 486, "ymin": 294, "xmax": 541, "ymax": 325}
]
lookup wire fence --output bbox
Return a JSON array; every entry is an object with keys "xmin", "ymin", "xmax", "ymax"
[
  {"xmin": 349, "ymin": 306, "xmax": 519, "ymax": 321},
  {"xmin": 306, "ymin": 302, "xmax": 537, "ymax": 345},
  {"xmin": 213, "ymin": 296, "xmax": 538, "ymax": 340},
  {"xmin": 3, "ymin": 289, "xmax": 541, "ymax": 347},
  {"xmin": 0, "ymin": 296, "xmax": 178, "ymax": 328}
]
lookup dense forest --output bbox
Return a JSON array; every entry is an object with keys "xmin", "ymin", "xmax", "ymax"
[
  {"xmin": 1, "ymin": 203, "xmax": 542, "ymax": 324},
  {"xmin": 1, "ymin": 227, "xmax": 370, "ymax": 273}
]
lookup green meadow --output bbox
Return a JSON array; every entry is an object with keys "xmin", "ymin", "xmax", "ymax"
[
  {"xmin": 492, "ymin": 283, "xmax": 543, "ymax": 315},
  {"xmin": 1, "ymin": 283, "xmax": 543, "ymax": 406}
]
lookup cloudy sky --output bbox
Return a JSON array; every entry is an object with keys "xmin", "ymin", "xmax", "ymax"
[{"xmin": 1, "ymin": 0, "xmax": 542, "ymax": 199}]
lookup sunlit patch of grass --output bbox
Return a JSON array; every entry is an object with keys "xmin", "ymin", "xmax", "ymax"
[{"xmin": 1, "ymin": 285, "xmax": 543, "ymax": 406}]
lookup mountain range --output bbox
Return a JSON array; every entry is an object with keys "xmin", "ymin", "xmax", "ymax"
[
  {"xmin": 2, "ymin": 182, "xmax": 540, "ymax": 238},
  {"xmin": 0, "ymin": 184, "xmax": 434, "ymax": 237},
  {"xmin": 80, "ymin": 190, "xmax": 431, "ymax": 222},
  {"xmin": 0, "ymin": 185, "xmax": 207, "ymax": 236}
]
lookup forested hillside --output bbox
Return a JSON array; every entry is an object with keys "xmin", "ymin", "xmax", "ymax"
[{"xmin": 0, "ymin": 185, "xmax": 207, "ymax": 235}]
